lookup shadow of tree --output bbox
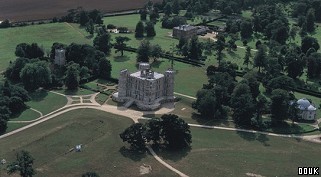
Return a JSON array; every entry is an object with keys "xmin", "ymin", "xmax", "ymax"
[
  {"xmin": 150, "ymin": 60, "xmax": 164, "ymax": 68},
  {"xmin": 191, "ymin": 113, "xmax": 230, "ymax": 127},
  {"xmin": 114, "ymin": 56, "xmax": 130, "ymax": 62},
  {"xmin": 153, "ymin": 145, "xmax": 191, "ymax": 162},
  {"xmin": 236, "ymin": 131, "xmax": 257, "ymax": 141},
  {"xmin": 256, "ymin": 134, "xmax": 270, "ymax": 146},
  {"xmin": 119, "ymin": 146, "xmax": 147, "ymax": 162},
  {"xmin": 29, "ymin": 90, "xmax": 48, "ymax": 102}
]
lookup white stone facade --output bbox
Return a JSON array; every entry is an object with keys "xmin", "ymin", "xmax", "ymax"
[
  {"xmin": 54, "ymin": 49, "xmax": 66, "ymax": 66},
  {"xmin": 112, "ymin": 63, "xmax": 175, "ymax": 110}
]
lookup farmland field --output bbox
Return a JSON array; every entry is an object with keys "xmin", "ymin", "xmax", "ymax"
[{"xmin": 0, "ymin": 0, "xmax": 161, "ymax": 22}]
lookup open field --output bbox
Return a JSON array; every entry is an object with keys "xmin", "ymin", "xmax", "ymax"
[
  {"xmin": 0, "ymin": 0, "xmax": 161, "ymax": 22},
  {"xmin": 0, "ymin": 109, "xmax": 176, "ymax": 177},
  {"xmin": 26, "ymin": 90, "xmax": 67, "ymax": 115},
  {"xmin": 157, "ymin": 127, "xmax": 321, "ymax": 177},
  {"xmin": 0, "ymin": 22, "xmax": 91, "ymax": 71}
]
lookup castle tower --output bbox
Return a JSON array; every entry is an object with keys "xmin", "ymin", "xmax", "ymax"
[
  {"xmin": 118, "ymin": 69, "xmax": 129, "ymax": 98},
  {"xmin": 164, "ymin": 69, "xmax": 175, "ymax": 98},
  {"xmin": 54, "ymin": 49, "xmax": 66, "ymax": 66}
]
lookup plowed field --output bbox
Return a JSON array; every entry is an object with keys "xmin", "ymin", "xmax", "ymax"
[{"xmin": 0, "ymin": 0, "xmax": 161, "ymax": 22}]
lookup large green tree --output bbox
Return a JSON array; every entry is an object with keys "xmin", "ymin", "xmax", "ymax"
[
  {"xmin": 93, "ymin": 33, "xmax": 112, "ymax": 55},
  {"xmin": 114, "ymin": 36, "xmax": 131, "ymax": 56},
  {"xmin": 160, "ymin": 114, "xmax": 191, "ymax": 150},
  {"xmin": 137, "ymin": 40, "xmax": 151, "ymax": 63},
  {"xmin": 64, "ymin": 62, "xmax": 80, "ymax": 90},
  {"xmin": 230, "ymin": 83, "xmax": 256, "ymax": 126},
  {"xmin": 98, "ymin": 58, "xmax": 112, "ymax": 79},
  {"xmin": 7, "ymin": 151, "xmax": 35, "ymax": 177},
  {"xmin": 135, "ymin": 21, "xmax": 145, "ymax": 38},
  {"xmin": 270, "ymin": 89, "xmax": 289, "ymax": 122},
  {"xmin": 145, "ymin": 21, "xmax": 156, "ymax": 37},
  {"xmin": 20, "ymin": 61, "xmax": 52, "ymax": 91},
  {"xmin": 306, "ymin": 8, "xmax": 315, "ymax": 33},
  {"xmin": 254, "ymin": 46, "xmax": 267, "ymax": 73},
  {"xmin": 301, "ymin": 36, "xmax": 320, "ymax": 54},
  {"xmin": 119, "ymin": 123, "xmax": 146, "ymax": 150}
]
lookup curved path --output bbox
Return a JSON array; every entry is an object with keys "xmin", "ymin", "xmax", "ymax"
[{"xmin": 2, "ymin": 91, "xmax": 321, "ymax": 177}]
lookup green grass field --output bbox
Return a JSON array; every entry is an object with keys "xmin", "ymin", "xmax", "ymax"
[
  {"xmin": 10, "ymin": 108, "xmax": 41, "ymax": 121},
  {"xmin": 156, "ymin": 127, "xmax": 321, "ymax": 177},
  {"xmin": 27, "ymin": 90, "xmax": 67, "ymax": 115},
  {"xmin": 6, "ymin": 122, "xmax": 30, "ymax": 133},
  {"xmin": 0, "ymin": 109, "xmax": 176, "ymax": 177},
  {"xmin": 0, "ymin": 22, "xmax": 91, "ymax": 71}
]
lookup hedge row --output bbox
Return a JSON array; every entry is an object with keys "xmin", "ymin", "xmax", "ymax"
[{"xmin": 120, "ymin": 46, "xmax": 205, "ymax": 67}]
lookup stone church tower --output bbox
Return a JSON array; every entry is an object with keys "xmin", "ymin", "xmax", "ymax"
[{"xmin": 54, "ymin": 49, "xmax": 66, "ymax": 66}]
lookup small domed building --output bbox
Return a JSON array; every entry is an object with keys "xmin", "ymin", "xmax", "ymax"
[{"xmin": 296, "ymin": 98, "xmax": 317, "ymax": 120}]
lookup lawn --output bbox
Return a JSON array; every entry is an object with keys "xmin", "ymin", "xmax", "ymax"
[
  {"xmin": 0, "ymin": 109, "xmax": 176, "ymax": 177},
  {"xmin": 54, "ymin": 88, "xmax": 96, "ymax": 96},
  {"xmin": 5, "ymin": 122, "xmax": 30, "ymax": 133},
  {"xmin": 0, "ymin": 22, "xmax": 91, "ymax": 71},
  {"xmin": 95, "ymin": 92, "xmax": 111, "ymax": 105},
  {"xmin": 26, "ymin": 90, "xmax": 68, "ymax": 115},
  {"xmin": 156, "ymin": 127, "xmax": 321, "ymax": 177},
  {"xmin": 10, "ymin": 108, "xmax": 41, "ymax": 121}
]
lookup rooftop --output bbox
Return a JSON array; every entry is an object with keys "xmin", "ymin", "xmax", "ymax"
[
  {"xmin": 174, "ymin": 25, "xmax": 196, "ymax": 31},
  {"xmin": 130, "ymin": 70, "xmax": 164, "ymax": 80}
]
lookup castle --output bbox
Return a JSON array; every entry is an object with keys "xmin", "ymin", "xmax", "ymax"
[{"xmin": 112, "ymin": 63, "xmax": 175, "ymax": 110}]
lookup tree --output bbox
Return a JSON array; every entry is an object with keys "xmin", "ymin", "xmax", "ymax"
[
  {"xmin": 0, "ymin": 106, "xmax": 10, "ymax": 134},
  {"xmin": 151, "ymin": 44, "xmax": 162, "ymax": 62},
  {"xmin": 15, "ymin": 43, "xmax": 44, "ymax": 59},
  {"xmin": 137, "ymin": 40, "xmax": 151, "ymax": 63},
  {"xmin": 145, "ymin": 21, "xmax": 156, "ymax": 37},
  {"xmin": 79, "ymin": 10, "xmax": 89, "ymax": 26},
  {"xmin": 119, "ymin": 123, "xmax": 146, "ymax": 150},
  {"xmin": 187, "ymin": 36, "xmax": 202, "ymax": 60},
  {"xmin": 164, "ymin": 3, "xmax": 172, "ymax": 16},
  {"xmin": 82, "ymin": 172, "xmax": 100, "ymax": 177},
  {"xmin": 254, "ymin": 46, "xmax": 267, "ymax": 73},
  {"xmin": 140, "ymin": 9, "xmax": 147, "ymax": 21},
  {"xmin": 172, "ymin": 0, "xmax": 180, "ymax": 15},
  {"xmin": 64, "ymin": 62, "xmax": 80, "ymax": 90},
  {"xmin": 266, "ymin": 75, "xmax": 295, "ymax": 94},
  {"xmin": 114, "ymin": 36, "xmax": 131, "ymax": 56},
  {"xmin": 160, "ymin": 114, "xmax": 191, "ymax": 150},
  {"xmin": 5, "ymin": 57, "xmax": 29, "ymax": 81},
  {"xmin": 288, "ymin": 100, "xmax": 300, "ymax": 123},
  {"xmin": 243, "ymin": 47, "xmax": 252, "ymax": 68},
  {"xmin": 144, "ymin": 118, "xmax": 162, "ymax": 144},
  {"xmin": 215, "ymin": 34, "xmax": 225, "ymax": 65},
  {"xmin": 20, "ymin": 61, "xmax": 52, "ymax": 91},
  {"xmin": 230, "ymin": 83, "xmax": 256, "ymax": 126},
  {"xmin": 270, "ymin": 89, "xmax": 289, "ymax": 122},
  {"xmin": 301, "ymin": 36, "xmax": 320, "ymax": 54},
  {"xmin": 7, "ymin": 151, "xmax": 35, "ymax": 177},
  {"xmin": 85, "ymin": 19, "xmax": 95, "ymax": 35},
  {"xmin": 93, "ymin": 33, "xmax": 112, "ymax": 55},
  {"xmin": 135, "ymin": 21, "xmax": 145, "ymax": 38},
  {"xmin": 98, "ymin": 58, "xmax": 112, "ymax": 79},
  {"xmin": 306, "ymin": 8, "xmax": 315, "ymax": 33},
  {"xmin": 240, "ymin": 20, "xmax": 253, "ymax": 39}
]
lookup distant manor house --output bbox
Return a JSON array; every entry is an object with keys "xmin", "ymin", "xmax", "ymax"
[{"xmin": 112, "ymin": 63, "xmax": 175, "ymax": 110}]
